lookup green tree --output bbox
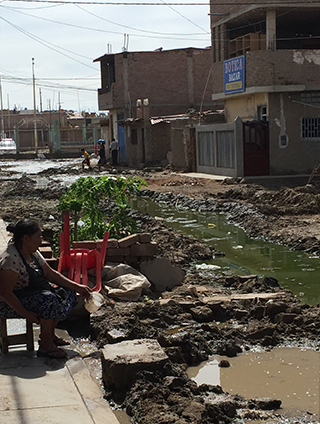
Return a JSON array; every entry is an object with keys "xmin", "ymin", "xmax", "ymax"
[{"xmin": 57, "ymin": 175, "xmax": 146, "ymax": 241}]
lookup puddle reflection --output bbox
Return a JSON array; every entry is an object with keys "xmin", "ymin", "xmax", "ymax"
[{"xmin": 187, "ymin": 348, "xmax": 320, "ymax": 416}]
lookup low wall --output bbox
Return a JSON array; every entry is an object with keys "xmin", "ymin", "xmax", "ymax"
[{"xmin": 73, "ymin": 233, "xmax": 157, "ymax": 268}]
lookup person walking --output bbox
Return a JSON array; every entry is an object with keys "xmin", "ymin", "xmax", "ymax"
[
  {"xmin": 80, "ymin": 148, "xmax": 92, "ymax": 170},
  {"xmin": 109, "ymin": 138, "xmax": 119, "ymax": 166}
]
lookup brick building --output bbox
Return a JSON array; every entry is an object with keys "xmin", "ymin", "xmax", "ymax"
[
  {"xmin": 197, "ymin": 1, "xmax": 320, "ymax": 177},
  {"xmin": 94, "ymin": 47, "xmax": 214, "ymax": 166}
]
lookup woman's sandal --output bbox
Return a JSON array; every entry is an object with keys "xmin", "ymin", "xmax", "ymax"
[
  {"xmin": 37, "ymin": 348, "xmax": 67, "ymax": 359},
  {"xmin": 53, "ymin": 338, "xmax": 70, "ymax": 347}
]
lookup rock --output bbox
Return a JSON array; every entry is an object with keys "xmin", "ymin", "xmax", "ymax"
[
  {"xmin": 261, "ymin": 335, "xmax": 279, "ymax": 346},
  {"xmin": 264, "ymin": 301, "xmax": 288, "ymax": 320},
  {"xmin": 219, "ymin": 360, "xmax": 230, "ymax": 368},
  {"xmin": 164, "ymin": 346, "xmax": 187, "ymax": 365},
  {"xmin": 263, "ymin": 276, "xmax": 280, "ymax": 288},
  {"xmin": 246, "ymin": 326, "xmax": 275, "ymax": 341},
  {"xmin": 101, "ymin": 339, "xmax": 169, "ymax": 389},
  {"xmin": 234, "ymin": 309, "xmax": 248, "ymax": 319},
  {"xmin": 190, "ymin": 306, "xmax": 213, "ymax": 322},
  {"xmin": 140, "ymin": 257, "xmax": 185, "ymax": 292},
  {"xmin": 274, "ymin": 312, "xmax": 298, "ymax": 324},
  {"xmin": 216, "ymin": 341, "xmax": 242, "ymax": 357},
  {"xmin": 250, "ymin": 305, "xmax": 265, "ymax": 319},
  {"xmin": 249, "ymin": 397, "xmax": 282, "ymax": 410}
]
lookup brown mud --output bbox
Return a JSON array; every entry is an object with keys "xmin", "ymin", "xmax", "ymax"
[{"xmin": 1, "ymin": 164, "xmax": 320, "ymax": 423}]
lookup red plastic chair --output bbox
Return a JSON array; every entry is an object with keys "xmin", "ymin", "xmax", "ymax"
[{"xmin": 58, "ymin": 210, "xmax": 109, "ymax": 292}]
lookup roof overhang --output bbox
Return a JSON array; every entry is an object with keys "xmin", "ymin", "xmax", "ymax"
[{"xmin": 212, "ymin": 85, "xmax": 306, "ymax": 101}]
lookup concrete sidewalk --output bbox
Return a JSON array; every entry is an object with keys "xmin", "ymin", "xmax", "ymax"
[{"xmin": 0, "ymin": 220, "xmax": 120, "ymax": 424}]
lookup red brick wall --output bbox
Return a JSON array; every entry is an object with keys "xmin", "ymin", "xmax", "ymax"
[{"xmin": 108, "ymin": 48, "xmax": 213, "ymax": 116}]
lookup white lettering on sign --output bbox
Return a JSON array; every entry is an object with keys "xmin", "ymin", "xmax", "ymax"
[
  {"xmin": 228, "ymin": 72, "xmax": 240, "ymax": 82},
  {"xmin": 224, "ymin": 57, "xmax": 243, "ymax": 74}
]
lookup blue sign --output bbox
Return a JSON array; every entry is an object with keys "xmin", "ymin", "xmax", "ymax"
[{"xmin": 224, "ymin": 56, "xmax": 245, "ymax": 94}]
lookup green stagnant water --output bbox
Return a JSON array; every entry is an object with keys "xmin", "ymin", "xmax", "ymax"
[{"xmin": 130, "ymin": 196, "xmax": 320, "ymax": 306}]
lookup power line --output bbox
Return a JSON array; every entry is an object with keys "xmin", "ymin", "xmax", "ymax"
[
  {"xmin": 4, "ymin": 0, "xmax": 320, "ymax": 4},
  {"xmin": 74, "ymin": 3, "xmax": 208, "ymax": 36},
  {"xmin": 158, "ymin": 0, "xmax": 209, "ymax": 34},
  {"xmin": 0, "ymin": 15, "xmax": 99, "ymax": 70},
  {"xmin": 1, "ymin": 3, "xmax": 209, "ymax": 39}
]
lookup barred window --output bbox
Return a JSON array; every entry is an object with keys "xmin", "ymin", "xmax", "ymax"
[
  {"xmin": 301, "ymin": 117, "xmax": 320, "ymax": 141},
  {"xmin": 300, "ymin": 91, "xmax": 320, "ymax": 106}
]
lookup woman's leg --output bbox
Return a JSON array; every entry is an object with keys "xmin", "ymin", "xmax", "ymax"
[{"xmin": 39, "ymin": 318, "xmax": 66, "ymax": 357}]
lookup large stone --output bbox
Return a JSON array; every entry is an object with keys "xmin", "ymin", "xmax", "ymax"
[
  {"xmin": 140, "ymin": 257, "xmax": 185, "ymax": 292},
  {"xmin": 101, "ymin": 339, "xmax": 169, "ymax": 389}
]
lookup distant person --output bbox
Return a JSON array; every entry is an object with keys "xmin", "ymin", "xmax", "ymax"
[
  {"xmin": 98, "ymin": 142, "xmax": 107, "ymax": 171},
  {"xmin": 97, "ymin": 139, "xmax": 106, "ymax": 146},
  {"xmin": 80, "ymin": 148, "xmax": 92, "ymax": 170},
  {"xmin": 95, "ymin": 138, "xmax": 105, "ymax": 156},
  {"xmin": 109, "ymin": 138, "xmax": 119, "ymax": 166}
]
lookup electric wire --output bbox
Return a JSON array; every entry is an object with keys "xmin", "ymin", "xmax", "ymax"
[
  {"xmin": 0, "ymin": 15, "xmax": 99, "ymax": 70},
  {"xmin": 4, "ymin": 0, "xmax": 320, "ymax": 4},
  {"xmin": 74, "ymin": 3, "xmax": 207, "ymax": 36},
  {"xmin": 0, "ymin": 3, "xmax": 209, "ymax": 40}
]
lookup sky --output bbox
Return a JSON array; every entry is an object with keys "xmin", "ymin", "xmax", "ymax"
[{"xmin": 0, "ymin": 0, "xmax": 211, "ymax": 113}]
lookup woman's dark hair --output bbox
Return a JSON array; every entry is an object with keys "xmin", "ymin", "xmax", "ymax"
[{"xmin": 7, "ymin": 219, "xmax": 41, "ymax": 247}]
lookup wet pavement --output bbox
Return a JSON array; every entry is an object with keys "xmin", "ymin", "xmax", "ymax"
[{"xmin": 0, "ymin": 219, "xmax": 120, "ymax": 424}]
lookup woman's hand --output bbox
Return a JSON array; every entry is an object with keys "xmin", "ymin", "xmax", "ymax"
[{"xmin": 76, "ymin": 284, "xmax": 92, "ymax": 299}]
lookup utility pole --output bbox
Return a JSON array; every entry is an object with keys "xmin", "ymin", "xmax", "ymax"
[
  {"xmin": 39, "ymin": 88, "xmax": 43, "ymax": 113},
  {"xmin": 0, "ymin": 75, "xmax": 5, "ymax": 140},
  {"xmin": 32, "ymin": 58, "xmax": 38, "ymax": 153},
  {"xmin": 7, "ymin": 94, "xmax": 10, "ymax": 138}
]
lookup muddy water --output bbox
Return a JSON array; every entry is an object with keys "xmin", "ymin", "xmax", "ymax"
[
  {"xmin": 130, "ymin": 197, "xmax": 320, "ymax": 306},
  {"xmin": 187, "ymin": 347, "xmax": 320, "ymax": 419}
]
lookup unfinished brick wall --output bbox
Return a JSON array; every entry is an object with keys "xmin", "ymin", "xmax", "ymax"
[
  {"xmin": 73, "ymin": 233, "xmax": 157, "ymax": 268},
  {"xmin": 105, "ymin": 48, "xmax": 213, "ymax": 117}
]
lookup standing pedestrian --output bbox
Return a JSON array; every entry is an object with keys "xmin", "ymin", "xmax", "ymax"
[
  {"xmin": 109, "ymin": 138, "xmax": 119, "ymax": 166},
  {"xmin": 98, "ymin": 142, "xmax": 107, "ymax": 171}
]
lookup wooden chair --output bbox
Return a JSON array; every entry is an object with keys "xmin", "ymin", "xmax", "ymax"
[
  {"xmin": 0, "ymin": 305, "xmax": 34, "ymax": 353},
  {"xmin": 58, "ymin": 210, "xmax": 109, "ymax": 292}
]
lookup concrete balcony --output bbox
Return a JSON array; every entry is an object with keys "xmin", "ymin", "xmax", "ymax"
[{"xmin": 212, "ymin": 49, "xmax": 320, "ymax": 101}]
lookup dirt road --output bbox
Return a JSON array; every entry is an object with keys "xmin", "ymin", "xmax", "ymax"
[{"xmin": 1, "ymin": 161, "xmax": 320, "ymax": 423}]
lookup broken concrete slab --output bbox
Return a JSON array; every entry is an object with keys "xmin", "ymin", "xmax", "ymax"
[
  {"xmin": 201, "ymin": 292, "xmax": 287, "ymax": 304},
  {"xmin": 101, "ymin": 339, "xmax": 169, "ymax": 390},
  {"xmin": 140, "ymin": 257, "xmax": 185, "ymax": 292}
]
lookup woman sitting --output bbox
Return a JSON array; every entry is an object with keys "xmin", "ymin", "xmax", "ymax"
[{"xmin": 0, "ymin": 219, "xmax": 91, "ymax": 358}]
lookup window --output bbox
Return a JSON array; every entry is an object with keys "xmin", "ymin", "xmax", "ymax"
[
  {"xmin": 301, "ymin": 117, "xmax": 320, "ymax": 141},
  {"xmin": 101, "ymin": 56, "xmax": 115, "ymax": 92},
  {"xmin": 301, "ymin": 91, "xmax": 320, "ymax": 107},
  {"xmin": 257, "ymin": 105, "xmax": 267, "ymax": 121}
]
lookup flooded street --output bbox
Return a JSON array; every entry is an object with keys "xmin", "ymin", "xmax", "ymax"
[
  {"xmin": 130, "ymin": 196, "xmax": 320, "ymax": 306},
  {"xmin": 188, "ymin": 347, "xmax": 320, "ymax": 417}
]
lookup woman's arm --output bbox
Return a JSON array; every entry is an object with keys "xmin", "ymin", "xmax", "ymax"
[
  {"xmin": 0, "ymin": 269, "xmax": 40, "ymax": 323},
  {"xmin": 42, "ymin": 262, "xmax": 91, "ymax": 299}
]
